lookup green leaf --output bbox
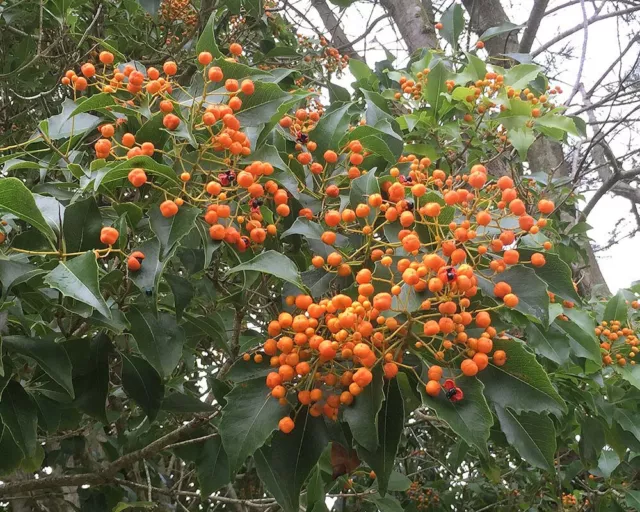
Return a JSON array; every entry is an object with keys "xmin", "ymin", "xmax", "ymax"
[
  {"xmin": 0, "ymin": 426, "xmax": 24, "ymax": 475},
  {"xmin": 219, "ymin": 377, "xmax": 288, "ymax": 473},
  {"xmin": 386, "ymin": 471, "xmax": 411, "ymax": 492},
  {"xmin": 164, "ymin": 274, "xmax": 194, "ymax": 320},
  {"xmin": 196, "ymin": 12, "xmax": 223, "ymax": 58},
  {"xmin": 71, "ymin": 333, "xmax": 111, "ymax": 423},
  {"xmin": 227, "ymin": 250, "xmax": 305, "ymax": 290},
  {"xmin": 196, "ymin": 436, "xmax": 231, "ymax": 495},
  {"xmin": 184, "ymin": 313, "xmax": 231, "ymax": 355},
  {"xmin": 477, "ymin": 265, "xmax": 549, "ymax": 326},
  {"xmin": 480, "ymin": 22, "xmax": 525, "ymax": 41},
  {"xmin": 366, "ymin": 492, "xmax": 403, "ymax": 512},
  {"xmin": 613, "ymin": 408, "xmax": 640, "ymax": 444},
  {"xmin": 420, "ymin": 375, "xmax": 492, "ymax": 456},
  {"xmin": 495, "ymin": 406, "xmax": 556, "ymax": 471},
  {"xmin": 121, "ymin": 354, "xmax": 164, "ymax": 422},
  {"xmin": 440, "ymin": 2, "xmax": 465, "ymax": 51},
  {"xmin": 604, "ymin": 290, "xmax": 628, "ymax": 323},
  {"xmin": 0, "ymin": 177, "xmax": 56, "ymax": 242},
  {"xmin": 255, "ymin": 409, "xmax": 329, "ymax": 512},
  {"xmin": 424, "ymin": 62, "xmax": 449, "ymax": 119},
  {"xmin": 0, "ymin": 258, "xmax": 46, "ymax": 297},
  {"xmin": 553, "ymin": 309, "xmax": 601, "ymax": 362},
  {"xmin": 236, "ymin": 83, "xmax": 291, "ymax": 127},
  {"xmin": 162, "ymin": 392, "xmax": 216, "ymax": 413},
  {"xmin": 0, "ymin": 381, "xmax": 38, "ymax": 458},
  {"xmin": 509, "ymin": 129, "xmax": 535, "ymax": 160},
  {"xmin": 44, "ymin": 252, "xmax": 111, "ymax": 318},
  {"xmin": 626, "ymin": 491, "xmax": 640, "ymax": 511},
  {"xmin": 535, "ymin": 113, "xmax": 578, "ymax": 136},
  {"xmin": 129, "ymin": 237, "xmax": 167, "ymax": 295},
  {"xmin": 312, "ymin": 103, "xmax": 353, "ymax": 158},
  {"xmin": 596, "ymin": 448, "xmax": 620, "ymax": 478},
  {"xmin": 525, "ymin": 322, "xmax": 571, "ymax": 365},
  {"xmin": 346, "ymin": 123, "xmax": 403, "ymax": 164},
  {"xmin": 349, "ymin": 59, "xmax": 373, "ymax": 81},
  {"xmin": 504, "ymin": 64, "xmax": 542, "ymax": 90},
  {"xmin": 127, "ymin": 306, "xmax": 185, "ymax": 378},
  {"xmin": 4, "ymin": 336, "xmax": 74, "ymax": 398},
  {"xmin": 45, "ymin": 98, "xmax": 100, "ymax": 139},
  {"xmin": 71, "ymin": 93, "xmax": 117, "ymax": 116},
  {"xmin": 350, "ymin": 168, "xmax": 380, "ymax": 225},
  {"xmin": 149, "ymin": 203, "xmax": 200, "ymax": 258},
  {"xmin": 517, "ymin": 249, "xmax": 581, "ymax": 303},
  {"xmin": 478, "ymin": 337, "xmax": 566, "ymax": 418},
  {"xmin": 63, "ymin": 196, "xmax": 103, "ymax": 253},
  {"xmin": 356, "ymin": 378, "xmax": 404, "ymax": 496},
  {"xmin": 343, "ymin": 365, "xmax": 384, "ymax": 452},
  {"xmin": 97, "ymin": 156, "xmax": 180, "ymax": 190}
]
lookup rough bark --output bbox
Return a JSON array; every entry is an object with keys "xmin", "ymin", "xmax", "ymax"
[
  {"xmin": 310, "ymin": 0, "xmax": 363, "ymax": 59},
  {"xmin": 461, "ymin": 0, "xmax": 519, "ymax": 57},
  {"xmin": 379, "ymin": 0, "xmax": 437, "ymax": 54}
]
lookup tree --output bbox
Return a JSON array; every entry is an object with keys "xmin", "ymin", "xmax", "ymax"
[{"xmin": 1, "ymin": 1, "xmax": 640, "ymax": 511}]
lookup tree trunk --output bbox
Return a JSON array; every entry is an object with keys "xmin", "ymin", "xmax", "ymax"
[
  {"xmin": 379, "ymin": 0, "xmax": 437, "ymax": 54},
  {"xmin": 310, "ymin": 0, "xmax": 363, "ymax": 59}
]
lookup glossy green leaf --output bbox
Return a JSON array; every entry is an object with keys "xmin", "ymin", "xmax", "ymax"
[
  {"xmin": 343, "ymin": 364, "xmax": 384, "ymax": 452},
  {"xmin": 420, "ymin": 375, "xmax": 492, "ymax": 457},
  {"xmin": 219, "ymin": 377, "xmax": 287, "ymax": 473},
  {"xmin": 149, "ymin": 203, "xmax": 200, "ymax": 258},
  {"xmin": 227, "ymin": 250, "xmax": 305, "ymax": 290},
  {"xmin": 63, "ymin": 196, "xmax": 103, "ymax": 253},
  {"xmin": 603, "ymin": 290, "xmax": 628, "ymax": 323},
  {"xmin": 255, "ymin": 409, "xmax": 329, "ymax": 512},
  {"xmin": 127, "ymin": 306, "xmax": 184, "ymax": 378},
  {"xmin": 4, "ymin": 336, "xmax": 74, "ymax": 397},
  {"xmin": 440, "ymin": 2, "xmax": 464, "ymax": 51},
  {"xmin": 478, "ymin": 337, "xmax": 566, "ymax": 418},
  {"xmin": 44, "ymin": 251, "xmax": 111, "ymax": 318},
  {"xmin": 0, "ymin": 381, "xmax": 38, "ymax": 458},
  {"xmin": 236, "ymin": 83, "xmax": 291, "ymax": 127},
  {"xmin": 0, "ymin": 258, "xmax": 46, "ymax": 297},
  {"xmin": 196, "ymin": 436, "xmax": 231, "ymax": 495},
  {"xmin": 480, "ymin": 22, "xmax": 525, "ymax": 41},
  {"xmin": 0, "ymin": 177, "xmax": 56, "ymax": 242},
  {"xmin": 196, "ymin": 12, "xmax": 223, "ymax": 58},
  {"xmin": 356, "ymin": 378, "xmax": 404, "ymax": 496},
  {"xmin": 495, "ymin": 406, "xmax": 556, "ymax": 471},
  {"xmin": 121, "ymin": 354, "xmax": 164, "ymax": 422},
  {"xmin": 164, "ymin": 274, "xmax": 194, "ymax": 320},
  {"xmin": 504, "ymin": 64, "xmax": 541, "ymax": 89}
]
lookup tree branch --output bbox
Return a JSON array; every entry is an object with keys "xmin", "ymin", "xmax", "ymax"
[
  {"xmin": 0, "ymin": 413, "xmax": 217, "ymax": 497},
  {"xmin": 582, "ymin": 167, "xmax": 640, "ymax": 218},
  {"xmin": 518, "ymin": 0, "xmax": 550, "ymax": 54},
  {"xmin": 309, "ymin": 0, "xmax": 363, "ymax": 59},
  {"xmin": 531, "ymin": 5, "xmax": 640, "ymax": 57}
]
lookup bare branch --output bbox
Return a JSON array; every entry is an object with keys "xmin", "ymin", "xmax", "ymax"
[
  {"xmin": 564, "ymin": 0, "xmax": 588, "ymax": 105},
  {"xmin": 519, "ymin": 0, "xmax": 550, "ymax": 54},
  {"xmin": 582, "ymin": 167, "xmax": 640, "ymax": 217}
]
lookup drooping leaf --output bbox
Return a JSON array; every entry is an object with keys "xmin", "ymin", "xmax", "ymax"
[
  {"xmin": 478, "ymin": 337, "xmax": 566, "ymax": 418},
  {"xmin": 196, "ymin": 12, "xmax": 223, "ymax": 58},
  {"xmin": 0, "ymin": 258, "xmax": 46, "ymax": 297},
  {"xmin": 440, "ymin": 2, "xmax": 465, "ymax": 51},
  {"xmin": 227, "ymin": 250, "xmax": 305, "ymax": 290},
  {"xmin": 420, "ymin": 375, "xmax": 492, "ymax": 457},
  {"xmin": 219, "ymin": 377, "xmax": 287, "ymax": 473},
  {"xmin": 70, "ymin": 333, "xmax": 111, "ymax": 423},
  {"xmin": 477, "ymin": 265, "xmax": 549, "ymax": 326},
  {"xmin": 196, "ymin": 436, "xmax": 231, "ymax": 495},
  {"xmin": 44, "ymin": 251, "xmax": 111, "ymax": 318},
  {"xmin": 4, "ymin": 336, "xmax": 74, "ymax": 397},
  {"xmin": 596, "ymin": 448, "xmax": 620, "ymax": 478},
  {"xmin": 495, "ymin": 406, "xmax": 556, "ymax": 471},
  {"xmin": 0, "ymin": 177, "xmax": 56, "ymax": 242},
  {"xmin": 424, "ymin": 62, "xmax": 449, "ymax": 119},
  {"xmin": 343, "ymin": 365, "xmax": 384, "ymax": 452},
  {"xmin": 0, "ymin": 381, "xmax": 38, "ymax": 458},
  {"xmin": 121, "ymin": 354, "xmax": 164, "ymax": 422},
  {"xmin": 63, "ymin": 196, "xmax": 103, "ymax": 253},
  {"xmin": 164, "ymin": 274, "xmax": 194, "ymax": 320},
  {"xmin": 126, "ymin": 306, "xmax": 185, "ymax": 378},
  {"xmin": 356, "ymin": 378, "xmax": 404, "ymax": 496},
  {"xmin": 553, "ymin": 309, "xmax": 601, "ymax": 363},
  {"xmin": 525, "ymin": 322, "xmax": 571, "ymax": 365},
  {"xmin": 235, "ymin": 83, "xmax": 291, "ymax": 127},
  {"xmin": 311, "ymin": 103, "xmax": 353, "ymax": 158},
  {"xmin": 504, "ymin": 64, "xmax": 542, "ymax": 90},
  {"xmin": 603, "ymin": 290, "xmax": 628, "ymax": 323},
  {"xmin": 480, "ymin": 22, "xmax": 525, "ymax": 41},
  {"xmin": 44, "ymin": 98, "xmax": 100, "ymax": 139},
  {"xmin": 149, "ymin": 203, "xmax": 200, "ymax": 258},
  {"xmin": 255, "ymin": 409, "xmax": 330, "ymax": 512}
]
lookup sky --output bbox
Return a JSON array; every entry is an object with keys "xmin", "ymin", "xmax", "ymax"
[{"xmin": 290, "ymin": 0, "xmax": 640, "ymax": 292}]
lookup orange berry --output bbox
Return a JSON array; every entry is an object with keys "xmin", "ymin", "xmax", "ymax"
[
  {"xmin": 279, "ymin": 416, "xmax": 295, "ymax": 434},
  {"xmin": 461, "ymin": 358, "xmax": 478, "ymax": 376},
  {"xmin": 425, "ymin": 380, "xmax": 441, "ymax": 397}
]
